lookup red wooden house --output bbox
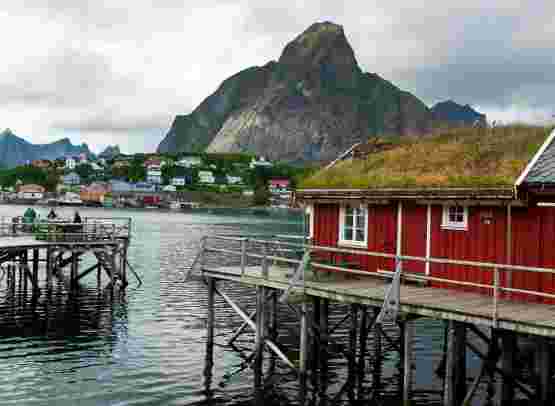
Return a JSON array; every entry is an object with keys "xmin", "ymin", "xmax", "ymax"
[{"xmin": 296, "ymin": 127, "xmax": 555, "ymax": 303}]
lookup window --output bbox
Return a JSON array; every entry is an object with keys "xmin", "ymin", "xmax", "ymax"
[
  {"xmin": 339, "ymin": 205, "xmax": 367, "ymax": 246},
  {"xmin": 442, "ymin": 205, "xmax": 468, "ymax": 230},
  {"xmin": 304, "ymin": 205, "xmax": 314, "ymax": 239}
]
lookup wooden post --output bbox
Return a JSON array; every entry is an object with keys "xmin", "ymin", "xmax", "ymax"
[
  {"xmin": 443, "ymin": 321, "xmax": 466, "ymax": 406},
  {"xmin": 46, "ymin": 247, "xmax": 52, "ymax": 287},
  {"xmin": 254, "ymin": 285, "xmax": 266, "ymax": 404},
  {"xmin": 347, "ymin": 304, "xmax": 358, "ymax": 403},
  {"xmin": 319, "ymin": 298, "xmax": 329, "ymax": 406},
  {"xmin": 261, "ymin": 241, "xmax": 269, "ymax": 279},
  {"xmin": 299, "ymin": 301, "xmax": 308, "ymax": 406},
  {"xmin": 32, "ymin": 248, "xmax": 39, "ymax": 294},
  {"xmin": 268, "ymin": 290, "xmax": 278, "ymax": 377},
  {"xmin": 535, "ymin": 336, "xmax": 552, "ymax": 404},
  {"xmin": 71, "ymin": 250, "xmax": 78, "ymax": 290},
  {"xmin": 373, "ymin": 308, "xmax": 382, "ymax": 395},
  {"xmin": 499, "ymin": 330, "xmax": 516, "ymax": 405},
  {"xmin": 240, "ymin": 239, "xmax": 247, "ymax": 276},
  {"xmin": 311, "ymin": 297, "xmax": 321, "ymax": 400},
  {"xmin": 400, "ymin": 320, "xmax": 414, "ymax": 404},
  {"xmin": 357, "ymin": 305, "xmax": 368, "ymax": 400},
  {"xmin": 204, "ymin": 277, "xmax": 215, "ymax": 396}
]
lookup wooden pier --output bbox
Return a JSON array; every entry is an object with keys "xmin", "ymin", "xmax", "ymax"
[
  {"xmin": 0, "ymin": 217, "xmax": 133, "ymax": 295},
  {"xmin": 197, "ymin": 235, "xmax": 555, "ymax": 406}
]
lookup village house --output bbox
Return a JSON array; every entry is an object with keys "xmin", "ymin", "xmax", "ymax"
[
  {"xmin": 65, "ymin": 156, "xmax": 77, "ymax": 170},
  {"xmin": 249, "ymin": 156, "xmax": 273, "ymax": 169},
  {"xmin": 226, "ymin": 175, "xmax": 243, "ymax": 185},
  {"xmin": 269, "ymin": 177, "xmax": 291, "ymax": 192},
  {"xmin": 198, "ymin": 170, "xmax": 215, "ymax": 184},
  {"xmin": 80, "ymin": 182, "xmax": 111, "ymax": 205},
  {"xmin": 176, "ymin": 156, "xmax": 202, "ymax": 168},
  {"xmin": 171, "ymin": 176, "xmax": 189, "ymax": 187},
  {"xmin": 63, "ymin": 171, "xmax": 81, "ymax": 185},
  {"xmin": 295, "ymin": 127, "xmax": 555, "ymax": 303},
  {"xmin": 17, "ymin": 184, "xmax": 45, "ymax": 200}
]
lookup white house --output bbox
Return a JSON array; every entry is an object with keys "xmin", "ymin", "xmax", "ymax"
[
  {"xmin": 65, "ymin": 157, "xmax": 76, "ymax": 170},
  {"xmin": 176, "ymin": 156, "xmax": 202, "ymax": 167},
  {"xmin": 198, "ymin": 170, "xmax": 215, "ymax": 184},
  {"xmin": 226, "ymin": 175, "xmax": 243, "ymax": 185},
  {"xmin": 147, "ymin": 168, "xmax": 162, "ymax": 184},
  {"xmin": 18, "ymin": 184, "xmax": 45, "ymax": 200},
  {"xmin": 249, "ymin": 156, "xmax": 273, "ymax": 169},
  {"xmin": 163, "ymin": 185, "xmax": 176, "ymax": 192},
  {"xmin": 171, "ymin": 177, "xmax": 187, "ymax": 186}
]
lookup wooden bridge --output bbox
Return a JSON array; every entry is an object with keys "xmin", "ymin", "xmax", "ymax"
[
  {"xmin": 0, "ymin": 217, "xmax": 133, "ymax": 295},
  {"xmin": 197, "ymin": 234, "xmax": 555, "ymax": 406}
]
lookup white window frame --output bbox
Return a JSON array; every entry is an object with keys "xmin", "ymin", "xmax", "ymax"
[
  {"xmin": 339, "ymin": 204, "xmax": 368, "ymax": 247},
  {"xmin": 305, "ymin": 205, "xmax": 314, "ymax": 239},
  {"xmin": 441, "ymin": 205, "xmax": 469, "ymax": 231}
]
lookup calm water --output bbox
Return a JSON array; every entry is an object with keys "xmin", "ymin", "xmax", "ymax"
[{"xmin": 0, "ymin": 205, "xmax": 487, "ymax": 405}]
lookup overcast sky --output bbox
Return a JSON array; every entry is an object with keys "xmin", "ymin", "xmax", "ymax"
[{"xmin": 1, "ymin": 1, "xmax": 554, "ymax": 153}]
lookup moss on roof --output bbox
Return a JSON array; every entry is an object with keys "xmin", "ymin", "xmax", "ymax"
[{"xmin": 300, "ymin": 125, "xmax": 554, "ymax": 189}]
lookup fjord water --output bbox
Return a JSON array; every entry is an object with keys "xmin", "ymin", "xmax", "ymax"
[{"xmin": 0, "ymin": 205, "xmax": 465, "ymax": 405}]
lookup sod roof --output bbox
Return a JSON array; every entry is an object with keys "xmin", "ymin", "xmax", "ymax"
[{"xmin": 299, "ymin": 125, "xmax": 554, "ymax": 190}]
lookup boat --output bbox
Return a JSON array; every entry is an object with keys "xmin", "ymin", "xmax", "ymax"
[{"xmin": 56, "ymin": 192, "xmax": 84, "ymax": 207}]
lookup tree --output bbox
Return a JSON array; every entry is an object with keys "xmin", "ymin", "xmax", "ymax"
[{"xmin": 75, "ymin": 163, "xmax": 94, "ymax": 182}]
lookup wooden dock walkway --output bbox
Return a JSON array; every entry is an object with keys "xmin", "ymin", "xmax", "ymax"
[{"xmin": 203, "ymin": 265, "xmax": 555, "ymax": 337}]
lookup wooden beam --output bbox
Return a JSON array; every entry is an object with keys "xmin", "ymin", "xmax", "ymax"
[
  {"xmin": 443, "ymin": 321, "xmax": 466, "ymax": 406},
  {"xmin": 299, "ymin": 302, "xmax": 308, "ymax": 406},
  {"xmin": 203, "ymin": 277, "xmax": 215, "ymax": 395},
  {"xmin": 254, "ymin": 286, "xmax": 265, "ymax": 404}
]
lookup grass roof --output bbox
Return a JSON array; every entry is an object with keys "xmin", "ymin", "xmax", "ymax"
[{"xmin": 300, "ymin": 125, "xmax": 554, "ymax": 189}]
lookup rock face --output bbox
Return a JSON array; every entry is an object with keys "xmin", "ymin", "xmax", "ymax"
[
  {"xmin": 158, "ymin": 22, "xmax": 434, "ymax": 162},
  {"xmin": 99, "ymin": 145, "xmax": 121, "ymax": 159},
  {"xmin": 0, "ymin": 129, "xmax": 91, "ymax": 168},
  {"xmin": 431, "ymin": 100, "xmax": 487, "ymax": 127}
]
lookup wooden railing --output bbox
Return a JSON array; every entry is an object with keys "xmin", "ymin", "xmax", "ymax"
[
  {"xmin": 199, "ymin": 235, "xmax": 555, "ymax": 327},
  {"xmin": 0, "ymin": 216, "xmax": 132, "ymax": 241}
]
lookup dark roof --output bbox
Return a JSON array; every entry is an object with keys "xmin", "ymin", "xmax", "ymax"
[{"xmin": 521, "ymin": 129, "xmax": 555, "ymax": 184}]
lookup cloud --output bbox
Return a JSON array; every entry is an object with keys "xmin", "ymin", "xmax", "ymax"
[{"xmin": 0, "ymin": 1, "xmax": 553, "ymax": 154}]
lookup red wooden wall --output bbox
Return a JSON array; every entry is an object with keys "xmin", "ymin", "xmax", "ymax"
[{"xmin": 312, "ymin": 202, "xmax": 555, "ymax": 304}]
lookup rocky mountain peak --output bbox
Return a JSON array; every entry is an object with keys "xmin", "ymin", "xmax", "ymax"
[{"xmin": 278, "ymin": 21, "xmax": 360, "ymax": 89}]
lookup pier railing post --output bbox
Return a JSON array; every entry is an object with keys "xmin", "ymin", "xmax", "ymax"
[
  {"xmin": 240, "ymin": 238, "xmax": 247, "ymax": 276},
  {"xmin": 261, "ymin": 241, "xmax": 269, "ymax": 279},
  {"xmin": 493, "ymin": 267, "xmax": 499, "ymax": 327},
  {"xmin": 254, "ymin": 285, "xmax": 266, "ymax": 403},
  {"xmin": 443, "ymin": 321, "xmax": 466, "ymax": 406},
  {"xmin": 204, "ymin": 277, "xmax": 215, "ymax": 398}
]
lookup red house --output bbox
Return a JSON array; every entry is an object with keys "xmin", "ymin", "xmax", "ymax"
[{"xmin": 296, "ymin": 126, "xmax": 555, "ymax": 303}]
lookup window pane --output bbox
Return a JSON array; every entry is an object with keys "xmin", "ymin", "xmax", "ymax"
[
  {"xmin": 345, "ymin": 214, "xmax": 354, "ymax": 227},
  {"xmin": 355, "ymin": 228, "xmax": 365, "ymax": 242},
  {"xmin": 344, "ymin": 227, "xmax": 353, "ymax": 241}
]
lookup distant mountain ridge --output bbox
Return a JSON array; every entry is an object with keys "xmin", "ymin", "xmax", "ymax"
[
  {"xmin": 431, "ymin": 100, "xmax": 487, "ymax": 127},
  {"xmin": 99, "ymin": 145, "xmax": 121, "ymax": 159},
  {"xmin": 0, "ymin": 129, "xmax": 91, "ymax": 168}
]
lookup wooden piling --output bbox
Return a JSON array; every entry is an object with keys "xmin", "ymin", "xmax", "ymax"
[
  {"xmin": 71, "ymin": 250, "xmax": 78, "ymax": 290},
  {"xmin": 311, "ymin": 297, "xmax": 321, "ymax": 399},
  {"xmin": 499, "ymin": 330, "xmax": 516, "ymax": 405},
  {"xmin": 443, "ymin": 321, "xmax": 466, "ymax": 406},
  {"xmin": 254, "ymin": 286, "xmax": 266, "ymax": 404},
  {"xmin": 348, "ymin": 304, "xmax": 358, "ymax": 403},
  {"xmin": 357, "ymin": 305, "xmax": 369, "ymax": 400},
  {"xmin": 319, "ymin": 298, "xmax": 329, "ymax": 406},
  {"xmin": 32, "ymin": 248, "xmax": 39, "ymax": 294},
  {"xmin": 268, "ymin": 290, "xmax": 278, "ymax": 377},
  {"xmin": 535, "ymin": 336, "xmax": 552, "ymax": 404},
  {"xmin": 299, "ymin": 301, "xmax": 308, "ymax": 406},
  {"xmin": 373, "ymin": 307, "xmax": 382, "ymax": 396},
  {"xmin": 203, "ymin": 277, "xmax": 215, "ymax": 396},
  {"xmin": 401, "ymin": 319, "xmax": 414, "ymax": 404},
  {"xmin": 46, "ymin": 247, "xmax": 52, "ymax": 287}
]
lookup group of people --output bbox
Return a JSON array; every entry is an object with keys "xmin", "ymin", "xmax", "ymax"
[{"xmin": 23, "ymin": 207, "xmax": 82, "ymax": 223}]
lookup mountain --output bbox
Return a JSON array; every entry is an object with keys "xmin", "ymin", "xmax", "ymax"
[
  {"xmin": 99, "ymin": 145, "xmax": 121, "ymax": 159},
  {"xmin": 0, "ymin": 129, "xmax": 91, "ymax": 168},
  {"xmin": 158, "ymin": 22, "xmax": 434, "ymax": 162},
  {"xmin": 431, "ymin": 100, "xmax": 487, "ymax": 127}
]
